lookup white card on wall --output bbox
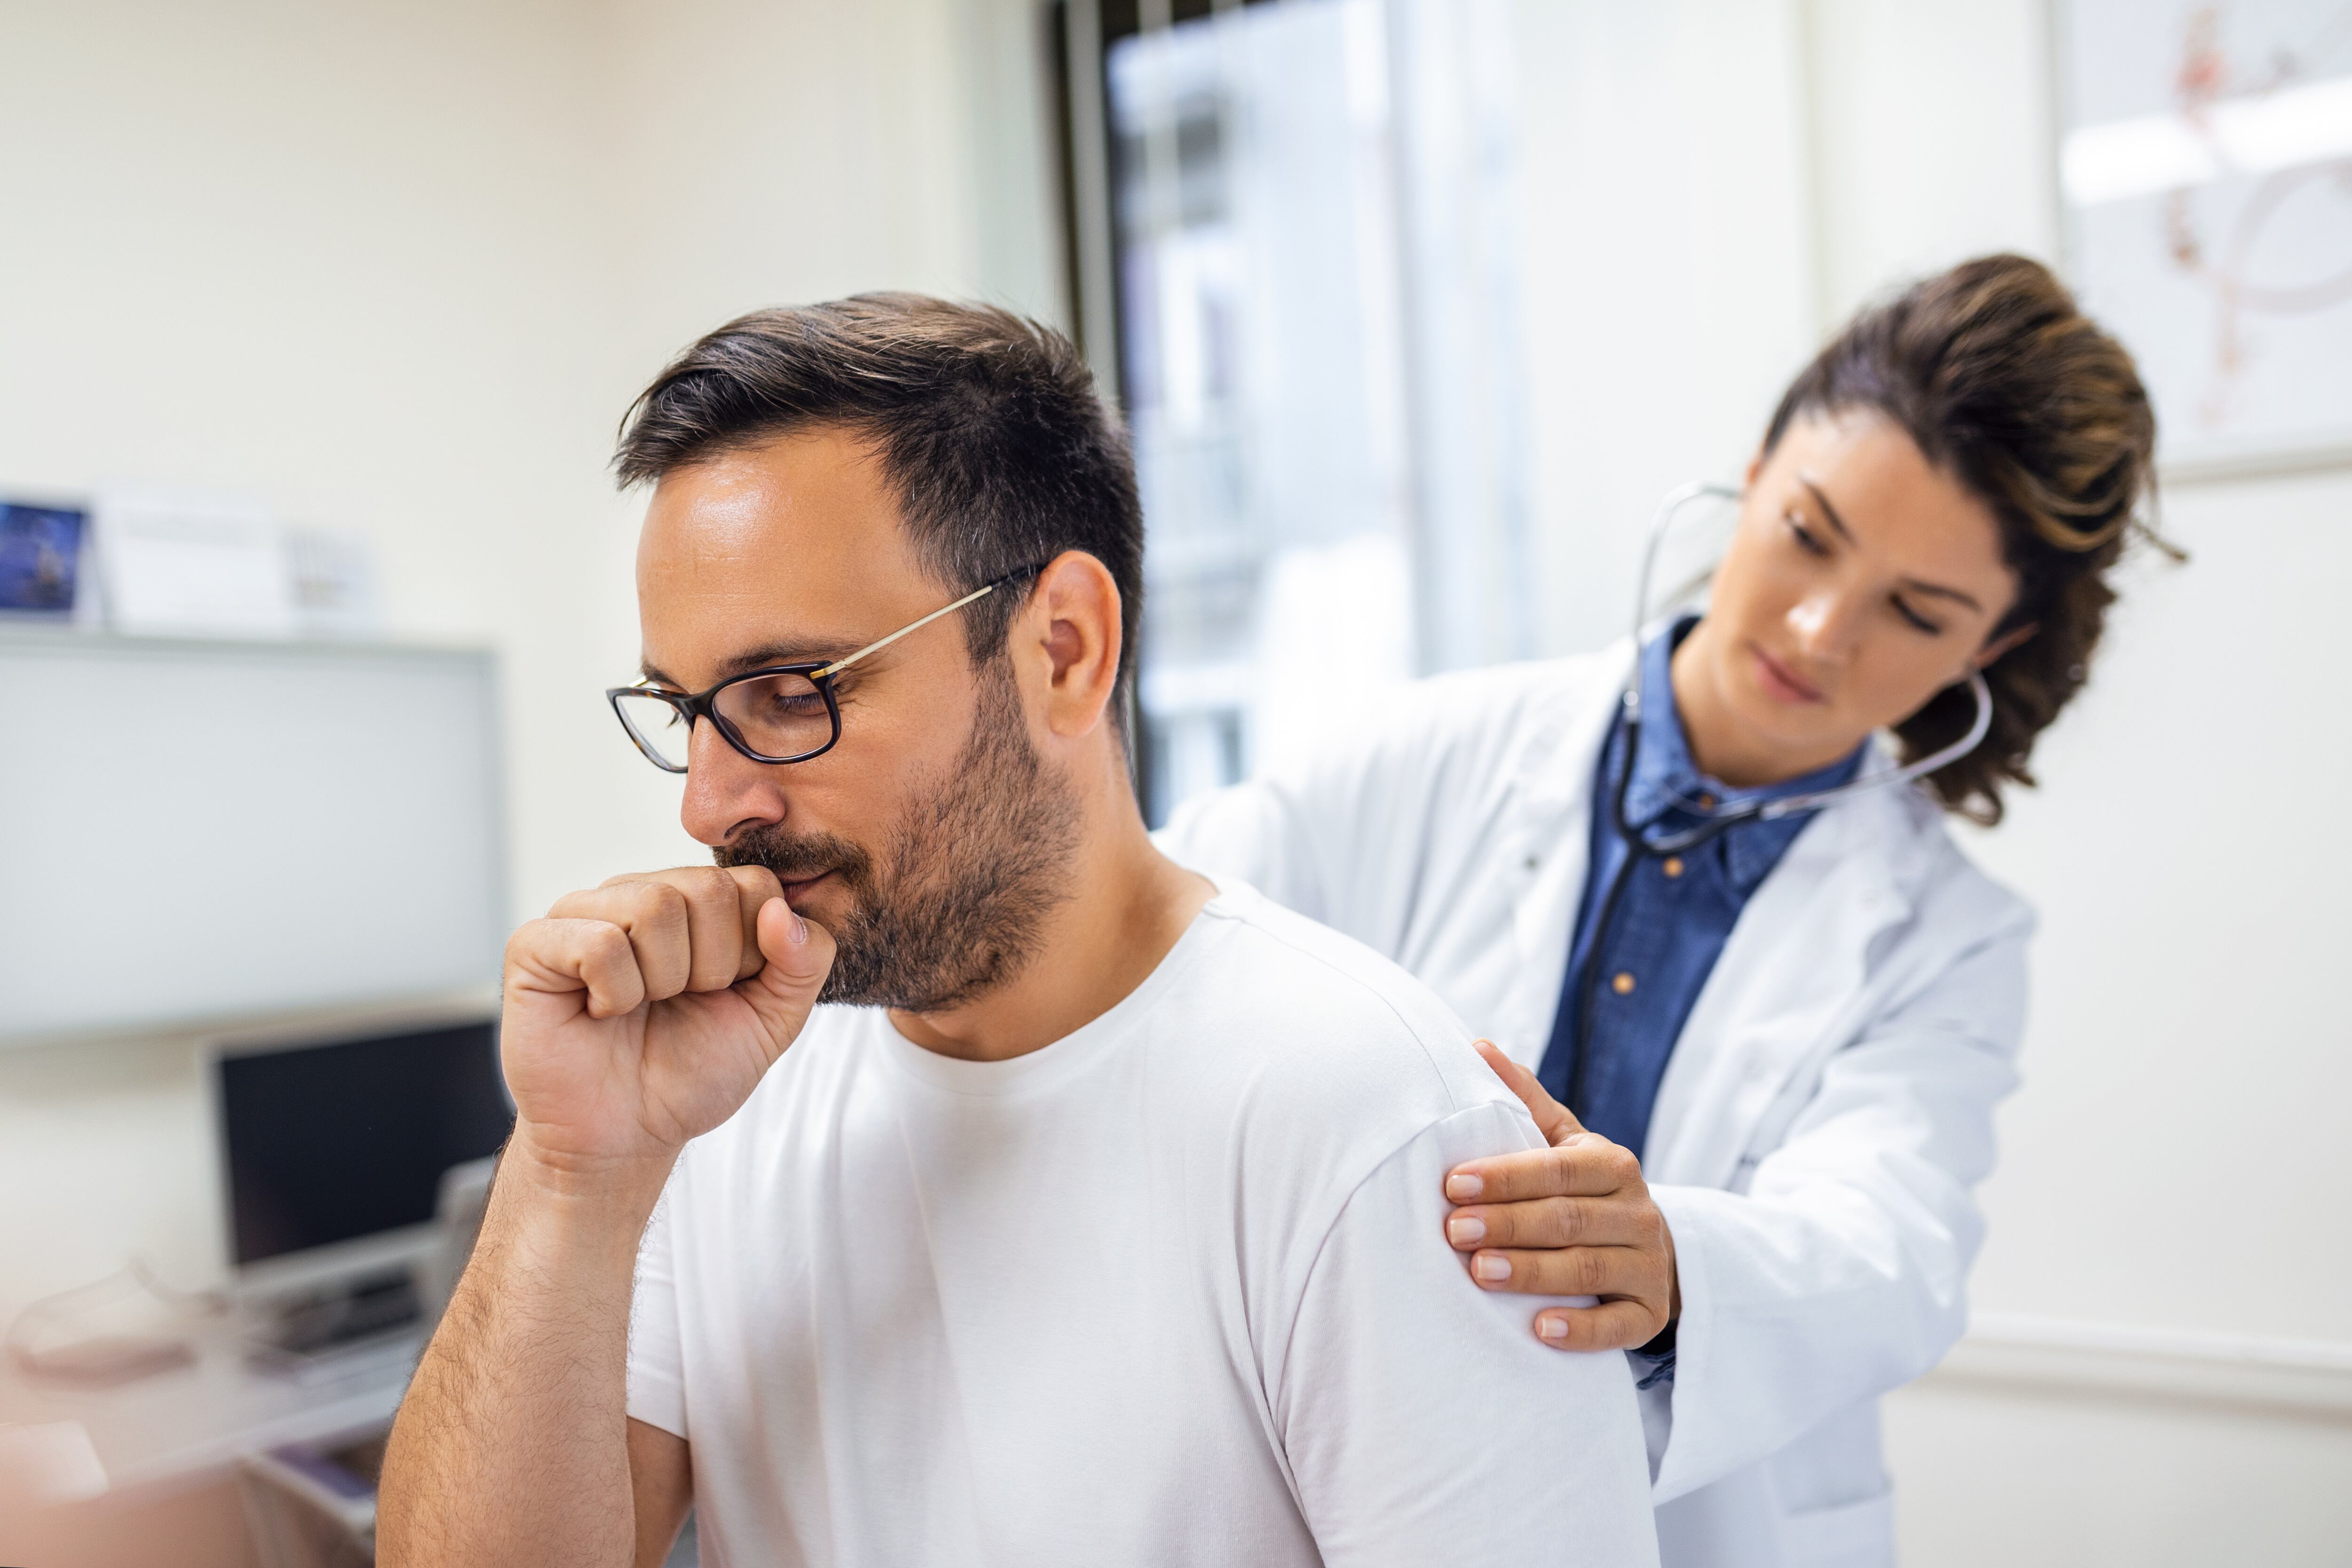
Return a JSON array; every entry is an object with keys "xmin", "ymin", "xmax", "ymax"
[{"xmin": 95, "ymin": 488, "xmax": 299, "ymax": 638}]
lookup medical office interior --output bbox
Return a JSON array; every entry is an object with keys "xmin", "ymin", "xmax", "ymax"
[{"xmin": 0, "ymin": 0, "xmax": 2346, "ymax": 1562}]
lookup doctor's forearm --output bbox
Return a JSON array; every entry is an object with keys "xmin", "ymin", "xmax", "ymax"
[{"xmin": 377, "ymin": 1138, "xmax": 671, "ymax": 1568}]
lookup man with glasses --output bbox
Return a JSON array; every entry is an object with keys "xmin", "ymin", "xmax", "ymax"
[{"xmin": 377, "ymin": 295, "xmax": 1654, "ymax": 1568}]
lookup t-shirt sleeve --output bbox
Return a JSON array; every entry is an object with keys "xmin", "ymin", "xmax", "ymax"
[
  {"xmin": 625, "ymin": 1189, "xmax": 688, "ymax": 1440},
  {"xmin": 1271, "ymin": 1102, "xmax": 1660, "ymax": 1568}
]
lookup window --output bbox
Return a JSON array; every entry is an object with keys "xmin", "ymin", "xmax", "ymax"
[{"xmin": 1063, "ymin": 0, "xmax": 1533, "ymax": 823}]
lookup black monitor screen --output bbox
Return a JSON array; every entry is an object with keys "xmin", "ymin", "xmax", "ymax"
[{"xmin": 219, "ymin": 1020, "xmax": 513, "ymax": 1267}]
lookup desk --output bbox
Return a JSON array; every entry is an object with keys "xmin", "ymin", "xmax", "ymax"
[
  {"xmin": 3, "ymin": 1317, "xmax": 703, "ymax": 1568},
  {"xmin": 0, "ymin": 1314, "xmax": 415, "ymax": 1504}
]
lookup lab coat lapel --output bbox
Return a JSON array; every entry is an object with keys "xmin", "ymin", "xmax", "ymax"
[
  {"xmin": 1642, "ymin": 757, "xmax": 1923, "ymax": 1188},
  {"xmin": 1496, "ymin": 641, "xmax": 1633, "ymax": 1070}
]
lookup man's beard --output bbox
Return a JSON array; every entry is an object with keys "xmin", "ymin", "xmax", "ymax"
[{"xmin": 715, "ymin": 661, "xmax": 1081, "ymax": 1011}]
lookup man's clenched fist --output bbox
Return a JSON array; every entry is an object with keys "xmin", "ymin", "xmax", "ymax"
[{"xmin": 499, "ymin": 866, "xmax": 836, "ymax": 1172}]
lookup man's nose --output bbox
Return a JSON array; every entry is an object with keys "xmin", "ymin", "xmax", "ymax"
[{"xmin": 679, "ymin": 717, "xmax": 790, "ymax": 847}]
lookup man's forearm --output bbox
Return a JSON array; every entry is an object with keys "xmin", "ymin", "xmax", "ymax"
[{"xmin": 377, "ymin": 1137, "xmax": 672, "ymax": 1568}]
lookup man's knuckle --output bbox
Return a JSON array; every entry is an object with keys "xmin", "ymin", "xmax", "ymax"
[
  {"xmin": 686, "ymin": 865, "xmax": 737, "ymax": 902},
  {"xmin": 636, "ymin": 882, "xmax": 689, "ymax": 928}
]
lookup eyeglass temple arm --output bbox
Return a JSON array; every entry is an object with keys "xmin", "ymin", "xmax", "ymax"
[{"xmin": 813, "ymin": 581, "xmax": 999, "ymax": 680}]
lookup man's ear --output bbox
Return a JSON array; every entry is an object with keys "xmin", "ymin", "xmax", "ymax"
[{"xmin": 1022, "ymin": 550, "xmax": 1123, "ymax": 740}]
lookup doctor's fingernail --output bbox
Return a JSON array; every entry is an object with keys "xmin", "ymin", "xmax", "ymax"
[
  {"xmin": 1446, "ymin": 1215, "xmax": 1486, "ymax": 1246},
  {"xmin": 1471, "ymin": 1253, "xmax": 1511, "ymax": 1283},
  {"xmin": 1445, "ymin": 1173, "xmax": 1483, "ymax": 1202},
  {"xmin": 1537, "ymin": 1315, "xmax": 1569, "ymax": 1340}
]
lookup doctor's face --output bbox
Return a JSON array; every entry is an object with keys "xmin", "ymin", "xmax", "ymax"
[{"xmin": 1673, "ymin": 410, "xmax": 2025, "ymax": 786}]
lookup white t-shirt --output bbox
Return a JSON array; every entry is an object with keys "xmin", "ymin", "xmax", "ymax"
[{"xmin": 627, "ymin": 881, "xmax": 1657, "ymax": 1568}]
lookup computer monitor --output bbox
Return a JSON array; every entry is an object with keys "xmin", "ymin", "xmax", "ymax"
[
  {"xmin": 0, "ymin": 630, "xmax": 508, "ymax": 1049},
  {"xmin": 211, "ymin": 1014, "xmax": 514, "ymax": 1300}
]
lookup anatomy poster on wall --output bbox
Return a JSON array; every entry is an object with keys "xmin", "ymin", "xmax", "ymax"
[{"xmin": 2059, "ymin": 0, "xmax": 2352, "ymax": 473}]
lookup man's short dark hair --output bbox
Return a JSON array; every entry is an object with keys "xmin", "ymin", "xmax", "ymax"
[{"xmin": 615, "ymin": 294, "xmax": 1144, "ymax": 727}]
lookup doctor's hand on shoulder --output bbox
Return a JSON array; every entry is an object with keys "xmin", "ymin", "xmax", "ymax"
[
  {"xmin": 499, "ymin": 866, "xmax": 836, "ymax": 1181},
  {"xmin": 1446, "ymin": 1041, "xmax": 1677, "ymax": 1353}
]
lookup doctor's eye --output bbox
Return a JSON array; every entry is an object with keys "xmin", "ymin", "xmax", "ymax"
[
  {"xmin": 1783, "ymin": 512, "xmax": 1829, "ymax": 555},
  {"xmin": 1890, "ymin": 594, "xmax": 1943, "ymax": 635}
]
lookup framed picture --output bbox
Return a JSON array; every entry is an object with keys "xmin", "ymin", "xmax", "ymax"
[
  {"xmin": 2056, "ymin": 0, "xmax": 2352, "ymax": 477},
  {"xmin": 0, "ymin": 502, "xmax": 88, "ymax": 617}
]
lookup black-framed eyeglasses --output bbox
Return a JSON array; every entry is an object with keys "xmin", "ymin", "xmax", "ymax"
[{"xmin": 605, "ymin": 568, "xmax": 1038, "ymax": 774}]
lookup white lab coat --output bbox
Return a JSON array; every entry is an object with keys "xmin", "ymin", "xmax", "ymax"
[{"xmin": 1157, "ymin": 641, "xmax": 2029, "ymax": 1568}]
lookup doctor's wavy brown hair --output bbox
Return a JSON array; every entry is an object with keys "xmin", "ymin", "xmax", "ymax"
[{"xmin": 1762, "ymin": 253, "xmax": 2177, "ymax": 826}]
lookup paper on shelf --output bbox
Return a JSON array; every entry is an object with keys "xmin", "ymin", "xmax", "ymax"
[{"xmin": 95, "ymin": 488, "xmax": 298, "ymax": 639}]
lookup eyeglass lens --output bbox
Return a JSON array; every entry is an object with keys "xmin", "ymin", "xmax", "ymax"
[{"xmin": 614, "ymin": 671, "xmax": 833, "ymax": 769}]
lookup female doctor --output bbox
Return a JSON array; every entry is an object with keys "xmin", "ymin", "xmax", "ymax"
[{"xmin": 1159, "ymin": 255, "xmax": 2165, "ymax": 1567}]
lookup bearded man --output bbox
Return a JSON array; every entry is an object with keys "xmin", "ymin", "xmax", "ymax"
[{"xmin": 376, "ymin": 296, "xmax": 1656, "ymax": 1568}]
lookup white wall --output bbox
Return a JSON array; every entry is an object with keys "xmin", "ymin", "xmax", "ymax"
[
  {"xmin": 1512, "ymin": 0, "xmax": 1821, "ymax": 655},
  {"xmin": 0, "ymin": 0, "xmax": 662, "ymax": 916},
  {"xmin": 0, "ymin": 0, "xmax": 1057, "ymax": 1325},
  {"xmin": 1802, "ymin": 0, "xmax": 2060, "ymax": 330},
  {"xmin": 599, "ymin": 0, "xmax": 1065, "ymax": 377}
]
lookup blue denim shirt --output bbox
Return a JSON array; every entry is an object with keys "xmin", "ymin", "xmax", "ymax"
[{"xmin": 1536, "ymin": 621, "xmax": 1863, "ymax": 1162}]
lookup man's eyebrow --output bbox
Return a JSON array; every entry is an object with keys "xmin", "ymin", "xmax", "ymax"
[
  {"xmin": 1796, "ymin": 474, "xmax": 1984, "ymax": 612},
  {"xmin": 637, "ymin": 640, "xmax": 865, "ymax": 690}
]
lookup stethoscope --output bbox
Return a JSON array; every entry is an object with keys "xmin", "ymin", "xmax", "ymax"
[{"xmin": 1561, "ymin": 482, "xmax": 1995, "ymax": 1117}]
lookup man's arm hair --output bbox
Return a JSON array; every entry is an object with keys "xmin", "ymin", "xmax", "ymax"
[{"xmin": 375, "ymin": 1145, "xmax": 681, "ymax": 1568}]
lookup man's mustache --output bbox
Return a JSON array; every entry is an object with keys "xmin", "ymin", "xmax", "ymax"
[{"xmin": 715, "ymin": 827, "xmax": 872, "ymax": 884}]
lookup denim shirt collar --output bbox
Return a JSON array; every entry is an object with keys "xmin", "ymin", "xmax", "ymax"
[{"xmin": 1619, "ymin": 619, "xmax": 1866, "ymax": 892}]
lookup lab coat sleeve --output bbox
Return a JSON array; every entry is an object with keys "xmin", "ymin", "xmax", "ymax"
[
  {"xmin": 1155, "ymin": 662, "xmax": 1555, "ymax": 952},
  {"xmin": 1644, "ymin": 911, "xmax": 2028, "ymax": 1502},
  {"xmin": 1153, "ymin": 770, "xmax": 1338, "ymax": 925}
]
